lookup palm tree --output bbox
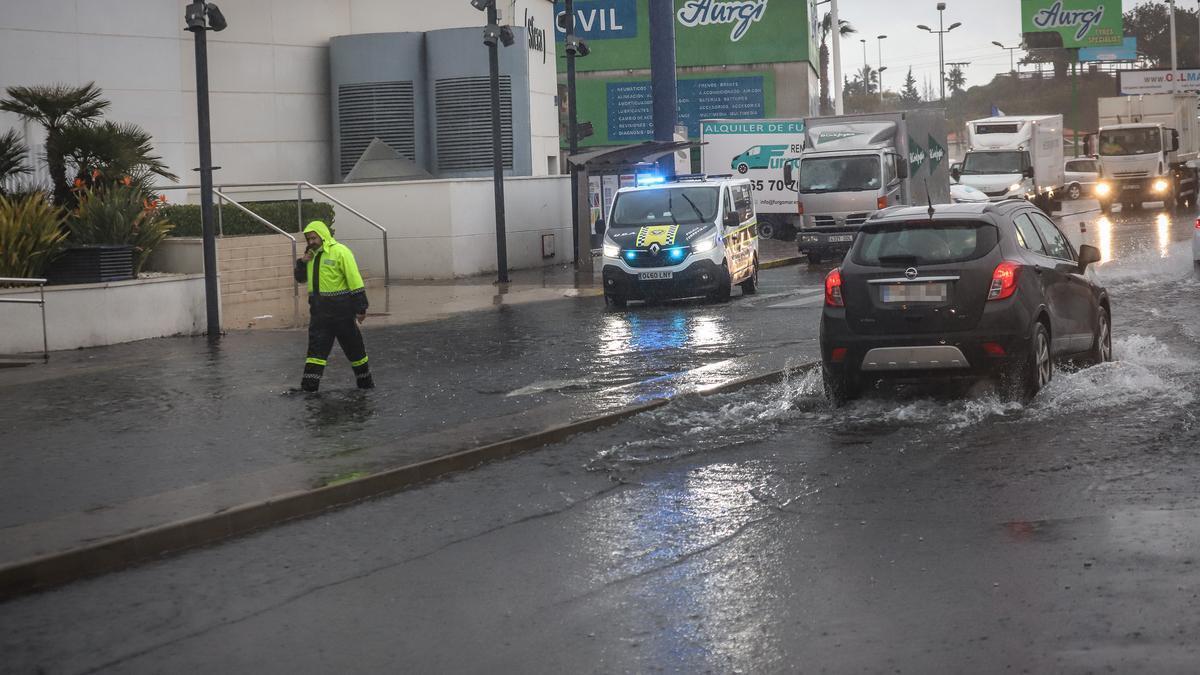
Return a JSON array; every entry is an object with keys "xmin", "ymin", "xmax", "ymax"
[
  {"xmin": 945, "ymin": 65, "xmax": 967, "ymax": 96},
  {"xmin": 50, "ymin": 121, "xmax": 178, "ymax": 192},
  {"xmin": 0, "ymin": 129, "xmax": 31, "ymax": 195},
  {"xmin": 0, "ymin": 83, "xmax": 109, "ymax": 205},
  {"xmin": 819, "ymin": 13, "xmax": 857, "ymax": 114}
]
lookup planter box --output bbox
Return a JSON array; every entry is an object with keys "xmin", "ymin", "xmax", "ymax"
[{"xmin": 47, "ymin": 245, "xmax": 135, "ymax": 285}]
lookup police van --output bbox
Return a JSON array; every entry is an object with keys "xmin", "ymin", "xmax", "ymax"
[{"xmin": 601, "ymin": 174, "xmax": 760, "ymax": 307}]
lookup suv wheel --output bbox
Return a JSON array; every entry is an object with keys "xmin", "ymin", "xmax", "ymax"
[
  {"xmin": 1088, "ymin": 306, "xmax": 1113, "ymax": 365},
  {"xmin": 823, "ymin": 365, "xmax": 861, "ymax": 407},
  {"xmin": 1008, "ymin": 322, "xmax": 1052, "ymax": 403}
]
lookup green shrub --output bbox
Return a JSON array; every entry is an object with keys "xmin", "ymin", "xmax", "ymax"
[
  {"xmin": 0, "ymin": 193, "xmax": 68, "ymax": 278},
  {"xmin": 162, "ymin": 200, "xmax": 335, "ymax": 237},
  {"xmin": 68, "ymin": 184, "xmax": 174, "ymax": 274}
]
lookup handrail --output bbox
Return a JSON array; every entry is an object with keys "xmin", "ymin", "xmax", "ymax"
[
  {"xmin": 0, "ymin": 277, "xmax": 49, "ymax": 362},
  {"xmin": 213, "ymin": 192, "xmax": 299, "ymax": 300},
  {"xmin": 158, "ymin": 181, "xmax": 390, "ymax": 285}
]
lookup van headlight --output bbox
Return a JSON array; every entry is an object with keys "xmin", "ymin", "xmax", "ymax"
[
  {"xmin": 692, "ymin": 236, "xmax": 717, "ymax": 253},
  {"xmin": 602, "ymin": 242, "xmax": 620, "ymax": 258}
]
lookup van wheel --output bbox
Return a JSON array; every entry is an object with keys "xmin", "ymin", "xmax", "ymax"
[
  {"xmin": 740, "ymin": 257, "xmax": 759, "ymax": 295},
  {"xmin": 736, "ymin": 163, "xmax": 749, "ymax": 174},
  {"xmin": 605, "ymin": 293, "xmax": 627, "ymax": 309},
  {"xmin": 823, "ymin": 365, "xmax": 861, "ymax": 407}
]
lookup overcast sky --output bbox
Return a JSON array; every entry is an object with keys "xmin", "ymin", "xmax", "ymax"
[{"xmin": 832, "ymin": 0, "xmax": 1191, "ymax": 97}]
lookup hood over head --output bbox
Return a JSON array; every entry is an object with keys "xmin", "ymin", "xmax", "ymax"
[{"xmin": 303, "ymin": 220, "xmax": 335, "ymax": 249}]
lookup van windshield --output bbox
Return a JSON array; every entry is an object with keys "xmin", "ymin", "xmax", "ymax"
[
  {"xmin": 610, "ymin": 187, "xmax": 719, "ymax": 227},
  {"xmin": 960, "ymin": 151, "xmax": 1024, "ymax": 175},
  {"xmin": 852, "ymin": 220, "xmax": 999, "ymax": 266},
  {"xmin": 799, "ymin": 156, "xmax": 881, "ymax": 193},
  {"xmin": 1098, "ymin": 128, "xmax": 1161, "ymax": 156}
]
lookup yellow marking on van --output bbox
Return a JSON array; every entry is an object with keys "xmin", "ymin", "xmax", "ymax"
[{"xmin": 636, "ymin": 225, "xmax": 679, "ymax": 247}]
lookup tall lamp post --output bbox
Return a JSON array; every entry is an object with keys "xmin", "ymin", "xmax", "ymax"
[
  {"xmin": 471, "ymin": 0, "xmax": 515, "ymax": 284},
  {"xmin": 184, "ymin": 1, "xmax": 227, "ymax": 341},
  {"xmin": 877, "ymin": 34, "xmax": 888, "ymax": 101},
  {"xmin": 859, "ymin": 38, "xmax": 870, "ymax": 95},
  {"xmin": 992, "ymin": 40, "xmax": 1020, "ymax": 74},
  {"xmin": 560, "ymin": 2, "xmax": 589, "ymax": 268},
  {"xmin": 917, "ymin": 2, "xmax": 961, "ymax": 103},
  {"xmin": 830, "ymin": 0, "xmax": 845, "ymax": 114}
]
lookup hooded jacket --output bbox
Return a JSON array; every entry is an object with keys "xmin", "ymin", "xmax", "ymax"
[{"xmin": 294, "ymin": 220, "xmax": 369, "ymax": 317}]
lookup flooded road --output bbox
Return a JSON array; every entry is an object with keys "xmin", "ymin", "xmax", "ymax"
[{"xmin": 4, "ymin": 201, "xmax": 1200, "ymax": 672}]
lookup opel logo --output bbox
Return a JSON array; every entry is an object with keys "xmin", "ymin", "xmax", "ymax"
[
  {"xmin": 905, "ymin": 267, "xmax": 919, "ymax": 280},
  {"xmin": 650, "ymin": 243, "xmax": 661, "ymax": 255}
]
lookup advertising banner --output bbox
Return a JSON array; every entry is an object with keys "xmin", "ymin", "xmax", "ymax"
[
  {"xmin": 1020, "ymin": 0, "xmax": 1122, "ymax": 48},
  {"xmin": 1079, "ymin": 36, "xmax": 1137, "ymax": 62},
  {"xmin": 1119, "ymin": 69, "xmax": 1200, "ymax": 95},
  {"xmin": 553, "ymin": 0, "xmax": 813, "ymax": 71},
  {"xmin": 699, "ymin": 119, "xmax": 805, "ymax": 215}
]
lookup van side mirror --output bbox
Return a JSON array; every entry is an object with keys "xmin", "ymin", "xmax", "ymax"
[
  {"xmin": 1078, "ymin": 243, "xmax": 1101, "ymax": 272},
  {"xmin": 783, "ymin": 161, "xmax": 796, "ymax": 189}
]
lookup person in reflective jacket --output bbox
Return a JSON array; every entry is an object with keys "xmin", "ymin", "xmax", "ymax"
[{"xmin": 294, "ymin": 220, "xmax": 374, "ymax": 391}]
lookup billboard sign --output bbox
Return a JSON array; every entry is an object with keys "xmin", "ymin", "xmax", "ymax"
[
  {"xmin": 554, "ymin": 0, "xmax": 812, "ymax": 71},
  {"xmin": 1020, "ymin": 0, "xmax": 1122, "ymax": 48},
  {"xmin": 1079, "ymin": 36, "xmax": 1137, "ymax": 62},
  {"xmin": 1119, "ymin": 69, "xmax": 1200, "ymax": 95}
]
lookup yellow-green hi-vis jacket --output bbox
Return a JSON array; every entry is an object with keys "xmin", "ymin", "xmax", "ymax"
[{"xmin": 294, "ymin": 221, "xmax": 369, "ymax": 318}]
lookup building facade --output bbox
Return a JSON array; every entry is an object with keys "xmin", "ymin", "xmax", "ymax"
[{"xmin": 0, "ymin": 0, "xmax": 560, "ymax": 186}]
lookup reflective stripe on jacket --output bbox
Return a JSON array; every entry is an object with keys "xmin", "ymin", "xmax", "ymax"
[{"xmin": 294, "ymin": 220, "xmax": 368, "ymax": 315}]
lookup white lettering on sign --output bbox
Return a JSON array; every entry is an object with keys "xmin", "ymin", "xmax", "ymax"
[
  {"xmin": 676, "ymin": 0, "xmax": 768, "ymax": 42},
  {"xmin": 1031, "ymin": 1, "xmax": 1105, "ymax": 42},
  {"xmin": 563, "ymin": 8, "xmax": 626, "ymax": 33}
]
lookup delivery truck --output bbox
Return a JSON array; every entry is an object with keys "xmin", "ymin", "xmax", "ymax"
[
  {"xmin": 699, "ymin": 118, "xmax": 805, "ymax": 240},
  {"xmin": 953, "ymin": 115, "xmax": 1064, "ymax": 211},
  {"xmin": 782, "ymin": 109, "xmax": 950, "ymax": 263},
  {"xmin": 1088, "ymin": 93, "xmax": 1200, "ymax": 214}
]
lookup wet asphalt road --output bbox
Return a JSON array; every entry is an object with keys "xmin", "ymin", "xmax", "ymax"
[{"xmin": 4, "ymin": 202, "xmax": 1200, "ymax": 672}]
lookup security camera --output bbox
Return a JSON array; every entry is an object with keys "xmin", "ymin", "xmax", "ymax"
[
  {"xmin": 471, "ymin": 0, "xmax": 494, "ymax": 10},
  {"xmin": 565, "ymin": 36, "xmax": 590, "ymax": 57},
  {"xmin": 206, "ymin": 2, "xmax": 227, "ymax": 31},
  {"xmin": 483, "ymin": 24, "xmax": 500, "ymax": 46},
  {"xmin": 499, "ymin": 25, "xmax": 515, "ymax": 47}
]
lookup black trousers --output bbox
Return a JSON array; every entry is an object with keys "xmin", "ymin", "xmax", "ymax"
[{"xmin": 301, "ymin": 314, "xmax": 373, "ymax": 391}]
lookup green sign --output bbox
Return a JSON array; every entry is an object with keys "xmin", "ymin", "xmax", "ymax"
[
  {"xmin": 1020, "ymin": 0, "xmax": 1122, "ymax": 48},
  {"xmin": 908, "ymin": 135, "xmax": 926, "ymax": 176},
  {"xmin": 555, "ymin": 0, "xmax": 814, "ymax": 72},
  {"xmin": 816, "ymin": 130, "xmax": 863, "ymax": 145},
  {"xmin": 927, "ymin": 134, "xmax": 945, "ymax": 172}
]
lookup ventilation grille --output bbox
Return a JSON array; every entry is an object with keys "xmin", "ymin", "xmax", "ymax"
[
  {"xmin": 337, "ymin": 81, "xmax": 416, "ymax": 178},
  {"xmin": 435, "ymin": 76, "xmax": 513, "ymax": 173}
]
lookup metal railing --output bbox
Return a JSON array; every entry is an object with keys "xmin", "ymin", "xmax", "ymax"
[
  {"xmin": 0, "ymin": 277, "xmax": 49, "ymax": 362},
  {"xmin": 212, "ymin": 192, "xmax": 300, "ymax": 323},
  {"xmin": 164, "ymin": 181, "xmax": 390, "ymax": 284}
]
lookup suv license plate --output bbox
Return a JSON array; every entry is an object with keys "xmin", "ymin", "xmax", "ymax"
[
  {"xmin": 882, "ymin": 283, "xmax": 948, "ymax": 303},
  {"xmin": 638, "ymin": 271, "xmax": 673, "ymax": 281},
  {"xmin": 828, "ymin": 234, "xmax": 854, "ymax": 243}
]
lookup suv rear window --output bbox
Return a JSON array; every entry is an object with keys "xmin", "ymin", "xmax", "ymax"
[{"xmin": 852, "ymin": 220, "xmax": 999, "ymax": 266}]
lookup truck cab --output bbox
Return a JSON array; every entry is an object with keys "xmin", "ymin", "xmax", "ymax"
[
  {"xmin": 1091, "ymin": 93, "xmax": 1200, "ymax": 214},
  {"xmin": 954, "ymin": 116, "xmax": 1063, "ymax": 210}
]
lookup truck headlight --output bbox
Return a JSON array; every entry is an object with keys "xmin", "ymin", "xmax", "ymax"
[
  {"xmin": 602, "ymin": 243, "xmax": 620, "ymax": 258},
  {"xmin": 1153, "ymin": 179, "xmax": 1170, "ymax": 193},
  {"xmin": 692, "ymin": 237, "xmax": 717, "ymax": 254},
  {"xmin": 1008, "ymin": 182, "xmax": 1023, "ymax": 193},
  {"xmin": 1095, "ymin": 182, "xmax": 1111, "ymax": 196}
]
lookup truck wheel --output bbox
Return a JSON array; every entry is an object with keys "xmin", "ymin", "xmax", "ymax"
[
  {"xmin": 758, "ymin": 220, "xmax": 777, "ymax": 240},
  {"xmin": 807, "ymin": 250, "xmax": 823, "ymax": 264},
  {"xmin": 740, "ymin": 257, "xmax": 759, "ymax": 295},
  {"xmin": 1067, "ymin": 183, "xmax": 1082, "ymax": 200},
  {"xmin": 1099, "ymin": 200, "xmax": 1112, "ymax": 215}
]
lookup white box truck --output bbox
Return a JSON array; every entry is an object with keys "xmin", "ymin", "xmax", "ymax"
[
  {"xmin": 1089, "ymin": 93, "xmax": 1200, "ymax": 214},
  {"xmin": 781, "ymin": 109, "xmax": 951, "ymax": 263},
  {"xmin": 699, "ymin": 118, "xmax": 805, "ymax": 240},
  {"xmin": 953, "ymin": 115, "xmax": 1064, "ymax": 211}
]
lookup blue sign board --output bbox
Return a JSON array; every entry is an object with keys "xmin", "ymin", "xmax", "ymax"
[
  {"xmin": 553, "ymin": 0, "xmax": 639, "ymax": 41},
  {"xmin": 606, "ymin": 76, "xmax": 766, "ymax": 141},
  {"xmin": 1079, "ymin": 36, "xmax": 1137, "ymax": 62}
]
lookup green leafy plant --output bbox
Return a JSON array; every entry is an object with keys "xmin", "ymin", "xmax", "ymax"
[
  {"xmin": 0, "ymin": 83, "xmax": 109, "ymax": 206},
  {"xmin": 161, "ymin": 200, "xmax": 335, "ymax": 237},
  {"xmin": 51, "ymin": 120, "xmax": 178, "ymax": 192},
  {"xmin": 0, "ymin": 129, "xmax": 31, "ymax": 194},
  {"xmin": 0, "ymin": 193, "xmax": 68, "ymax": 278},
  {"xmin": 68, "ymin": 184, "xmax": 175, "ymax": 273}
]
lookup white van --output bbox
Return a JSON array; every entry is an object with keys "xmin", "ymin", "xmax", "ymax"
[{"xmin": 601, "ymin": 175, "xmax": 760, "ymax": 307}]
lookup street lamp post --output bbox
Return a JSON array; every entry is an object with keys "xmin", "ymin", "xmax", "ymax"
[
  {"xmin": 1169, "ymin": 0, "xmax": 1179, "ymax": 93},
  {"xmin": 471, "ymin": 0, "xmax": 515, "ymax": 284},
  {"xmin": 860, "ymin": 38, "xmax": 870, "ymax": 95},
  {"xmin": 991, "ymin": 41, "xmax": 1019, "ymax": 74},
  {"xmin": 917, "ymin": 2, "xmax": 961, "ymax": 103},
  {"xmin": 184, "ymin": 1, "xmax": 227, "ymax": 341},
  {"xmin": 877, "ymin": 35, "xmax": 887, "ymax": 102},
  {"xmin": 560, "ymin": 1, "xmax": 590, "ymax": 268},
  {"xmin": 830, "ymin": 0, "xmax": 845, "ymax": 114}
]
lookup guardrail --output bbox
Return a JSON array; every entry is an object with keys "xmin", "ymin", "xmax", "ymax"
[{"xmin": 0, "ymin": 277, "xmax": 49, "ymax": 362}]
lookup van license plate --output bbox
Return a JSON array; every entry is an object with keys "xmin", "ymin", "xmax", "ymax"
[
  {"xmin": 882, "ymin": 283, "xmax": 947, "ymax": 303},
  {"xmin": 638, "ymin": 271, "xmax": 673, "ymax": 281},
  {"xmin": 828, "ymin": 234, "xmax": 854, "ymax": 243}
]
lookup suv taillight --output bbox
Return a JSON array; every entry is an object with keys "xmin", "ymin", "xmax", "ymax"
[
  {"xmin": 1194, "ymin": 217, "xmax": 1200, "ymax": 229},
  {"xmin": 988, "ymin": 261, "xmax": 1021, "ymax": 301},
  {"xmin": 825, "ymin": 268, "xmax": 844, "ymax": 307}
]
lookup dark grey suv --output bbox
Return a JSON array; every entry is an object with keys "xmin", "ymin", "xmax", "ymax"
[{"xmin": 820, "ymin": 201, "xmax": 1112, "ymax": 405}]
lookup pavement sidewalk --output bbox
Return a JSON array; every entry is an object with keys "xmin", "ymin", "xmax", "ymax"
[{"xmin": 0, "ymin": 254, "xmax": 816, "ymax": 584}]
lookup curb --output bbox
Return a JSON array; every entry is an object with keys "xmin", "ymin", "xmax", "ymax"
[
  {"xmin": 0, "ymin": 361, "xmax": 815, "ymax": 601},
  {"xmin": 761, "ymin": 255, "xmax": 806, "ymax": 270}
]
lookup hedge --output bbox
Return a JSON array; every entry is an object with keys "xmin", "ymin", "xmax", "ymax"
[{"xmin": 162, "ymin": 200, "xmax": 335, "ymax": 237}]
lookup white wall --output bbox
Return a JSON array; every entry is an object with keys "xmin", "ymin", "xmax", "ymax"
[
  {"xmin": 221, "ymin": 175, "xmax": 572, "ymax": 280},
  {"xmin": 0, "ymin": 275, "xmax": 207, "ymax": 354},
  {"xmin": 0, "ymin": 0, "xmax": 559, "ymax": 186}
]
